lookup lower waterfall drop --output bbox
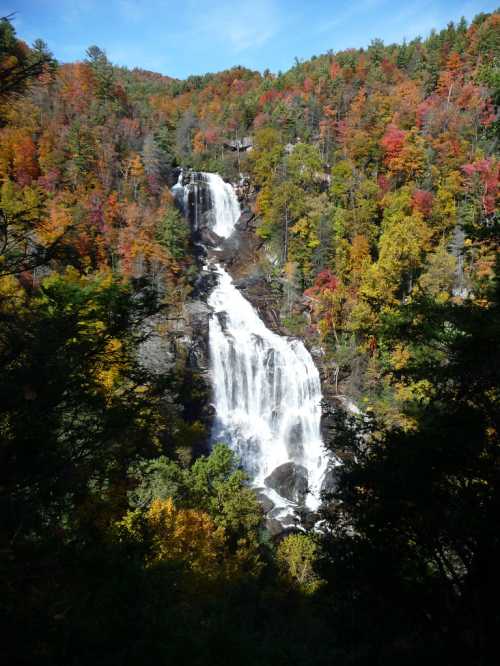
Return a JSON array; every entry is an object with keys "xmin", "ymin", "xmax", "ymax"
[{"xmin": 208, "ymin": 265, "xmax": 327, "ymax": 511}]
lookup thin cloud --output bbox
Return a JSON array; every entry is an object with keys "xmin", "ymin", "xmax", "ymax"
[
  {"xmin": 318, "ymin": 0, "xmax": 390, "ymax": 33},
  {"xmin": 117, "ymin": 0, "xmax": 146, "ymax": 22},
  {"xmin": 188, "ymin": 0, "xmax": 282, "ymax": 52}
]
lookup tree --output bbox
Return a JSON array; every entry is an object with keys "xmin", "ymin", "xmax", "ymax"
[
  {"xmin": 85, "ymin": 45, "xmax": 114, "ymax": 101},
  {"xmin": 320, "ymin": 244, "xmax": 500, "ymax": 663},
  {"xmin": 277, "ymin": 533, "xmax": 323, "ymax": 594},
  {"xmin": 156, "ymin": 204, "xmax": 190, "ymax": 260},
  {"xmin": 0, "ymin": 269, "xmax": 163, "ymax": 544},
  {"xmin": 0, "ymin": 17, "xmax": 54, "ymax": 103}
]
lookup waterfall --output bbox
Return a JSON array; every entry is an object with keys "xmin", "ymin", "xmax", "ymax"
[
  {"xmin": 172, "ymin": 170, "xmax": 240, "ymax": 238},
  {"xmin": 209, "ymin": 267, "xmax": 327, "ymax": 511},
  {"xmin": 175, "ymin": 171, "xmax": 328, "ymax": 512}
]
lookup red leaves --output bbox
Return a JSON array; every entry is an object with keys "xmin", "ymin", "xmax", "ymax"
[
  {"xmin": 329, "ymin": 61, "xmax": 341, "ymax": 80},
  {"xmin": 304, "ymin": 269, "xmax": 339, "ymax": 300},
  {"xmin": 253, "ymin": 112, "xmax": 270, "ymax": 129},
  {"xmin": 258, "ymin": 89, "xmax": 281, "ymax": 108},
  {"xmin": 412, "ymin": 190, "xmax": 434, "ymax": 217},
  {"xmin": 461, "ymin": 159, "xmax": 499, "ymax": 215},
  {"xmin": 380, "ymin": 58, "xmax": 397, "ymax": 79},
  {"xmin": 204, "ymin": 127, "xmax": 219, "ymax": 145},
  {"xmin": 380, "ymin": 125, "xmax": 406, "ymax": 162},
  {"xmin": 303, "ymin": 77, "xmax": 314, "ymax": 94},
  {"xmin": 378, "ymin": 175, "xmax": 391, "ymax": 194},
  {"xmin": 416, "ymin": 97, "xmax": 436, "ymax": 129}
]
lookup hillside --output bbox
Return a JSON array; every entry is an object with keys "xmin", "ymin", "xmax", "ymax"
[{"xmin": 1, "ymin": 10, "xmax": 499, "ymax": 665}]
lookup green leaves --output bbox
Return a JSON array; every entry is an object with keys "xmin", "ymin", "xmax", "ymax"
[{"xmin": 129, "ymin": 443, "xmax": 262, "ymax": 538}]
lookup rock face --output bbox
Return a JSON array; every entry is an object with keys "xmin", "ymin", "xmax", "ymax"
[
  {"xmin": 320, "ymin": 465, "xmax": 341, "ymax": 495},
  {"xmin": 264, "ymin": 462, "xmax": 309, "ymax": 505}
]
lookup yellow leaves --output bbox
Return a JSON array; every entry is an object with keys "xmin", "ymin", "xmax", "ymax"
[
  {"xmin": 376, "ymin": 209, "xmax": 432, "ymax": 294},
  {"xmin": 394, "ymin": 379, "xmax": 433, "ymax": 408},
  {"xmin": 432, "ymin": 181, "xmax": 458, "ymax": 233},
  {"xmin": 390, "ymin": 343, "xmax": 411, "ymax": 370},
  {"xmin": 95, "ymin": 338, "xmax": 123, "ymax": 393},
  {"xmin": 350, "ymin": 234, "xmax": 372, "ymax": 284},
  {"xmin": 115, "ymin": 508, "xmax": 145, "ymax": 542},
  {"xmin": 290, "ymin": 215, "xmax": 320, "ymax": 248},
  {"xmin": 0, "ymin": 274, "xmax": 27, "ymax": 311},
  {"xmin": 276, "ymin": 534, "xmax": 323, "ymax": 595},
  {"xmin": 116, "ymin": 495, "xmax": 262, "ymax": 585},
  {"xmin": 147, "ymin": 498, "xmax": 226, "ymax": 578},
  {"xmin": 128, "ymin": 153, "xmax": 144, "ymax": 179}
]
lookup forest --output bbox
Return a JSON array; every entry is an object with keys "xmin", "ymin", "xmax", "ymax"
[{"xmin": 0, "ymin": 8, "xmax": 499, "ymax": 665}]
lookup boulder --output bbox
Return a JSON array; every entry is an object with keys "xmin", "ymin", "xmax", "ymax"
[
  {"xmin": 265, "ymin": 517, "xmax": 285, "ymax": 537},
  {"xmin": 199, "ymin": 227, "xmax": 222, "ymax": 247},
  {"xmin": 264, "ymin": 462, "xmax": 308, "ymax": 505}
]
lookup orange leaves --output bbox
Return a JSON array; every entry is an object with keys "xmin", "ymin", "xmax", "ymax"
[
  {"xmin": 129, "ymin": 154, "xmax": 144, "ymax": 180},
  {"xmin": 37, "ymin": 203, "xmax": 72, "ymax": 247},
  {"xmin": 59, "ymin": 62, "xmax": 95, "ymax": 114},
  {"xmin": 0, "ymin": 128, "xmax": 39, "ymax": 185},
  {"xmin": 381, "ymin": 125, "xmax": 425, "ymax": 181},
  {"xmin": 258, "ymin": 89, "xmax": 282, "ymax": 109},
  {"xmin": 13, "ymin": 133, "xmax": 39, "ymax": 186},
  {"xmin": 192, "ymin": 129, "xmax": 205, "ymax": 154},
  {"xmin": 304, "ymin": 269, "xmax": 339, "ymax": 300},
  {"xmin": 329, "ymin": 61, "xmax": 342, "ymax": 80}
]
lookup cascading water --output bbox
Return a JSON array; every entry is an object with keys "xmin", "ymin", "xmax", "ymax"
[
  {"xmin": 175, "ymin": 170, "xmax": 328, "ymax": 513},
  {"xmin": 209, "ymin": 267, "xmax": 327, "ymax": 511},
  {"xmin": 173, "ymin": 170, "xmax": 240, "ymax": 237}
]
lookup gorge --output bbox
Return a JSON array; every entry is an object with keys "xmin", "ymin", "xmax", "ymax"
[{"xmin": 3, "ymin": 9, "xmax": 498, "ymax": 661}]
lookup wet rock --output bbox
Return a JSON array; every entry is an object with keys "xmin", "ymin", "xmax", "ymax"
[
  {"xmin": 255, "ymin": 490, "xmax": 275, "ymax": 514},
  {"xmin": 200, "ymin": 227, "xmax": 222, "ymax": 247},
  {"xmin": 184, "ymin": 300, "xmax": 211, "ymax": 330},
  {"xmin": 264, "ymin": 462, "xmax": 308, "ymax": 505},
  {"xmin": 280, "ymin": 512, "xmax": 299, "ymax": 528},
  {"xmin": 234, "ymin": 274, "xmax": 262, "ymax": 291},
  {"xmin": 235, "ymin": 209, "xmax": 255, "ymax": 231},
  {"xmin": 266, "ymin": 517, "xmax": 285, "ymax": 537},
  {"xmin": 320, "ymin": 465, "xmax": 341, "ymax": 495},
  {"xmin": 295, "ymin": 506, "xmax": 318, "ymax": 531},
  {"xmin": 285, "ymin": 420, "xmax": 304, "ymax": 459}
]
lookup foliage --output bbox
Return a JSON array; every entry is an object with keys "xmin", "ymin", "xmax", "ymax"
[{"xmin": 1, "ymin": 9, "xmax": 499, "ymax": 665}]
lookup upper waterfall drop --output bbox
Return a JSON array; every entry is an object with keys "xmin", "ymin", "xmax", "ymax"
[
  {"xmin": 203, "ymin": 172, "xmax": 241, "ymax": 238},
  {"xmin": 173, "ymin": 170, "xmax": 328, "ymax": 512},
  {"xmin": 172, "ymin": 170, "xmax": 241, "ymax": 238}
]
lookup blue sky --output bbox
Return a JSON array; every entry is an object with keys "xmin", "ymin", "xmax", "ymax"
[{"xmin": 2, "ymin": 0, "xmax": 498, "ymax": 78}]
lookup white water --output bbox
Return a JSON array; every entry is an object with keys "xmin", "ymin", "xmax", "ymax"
[
  {"xmin": 172, "ymin": 171, "xmax": 240, "ymax": 238},
  {"xmin": 175, "ymin": 171, "xmax": 328, "ymax": 511},
  {"xmin": 208, "ymin": 266, "xmax": 327, "ymax": 510}
]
